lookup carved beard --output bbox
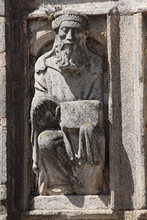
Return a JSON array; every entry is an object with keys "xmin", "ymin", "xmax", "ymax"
[{"xmin": 54, "ymin": 37, "xmax": 89, "ymax": 73}]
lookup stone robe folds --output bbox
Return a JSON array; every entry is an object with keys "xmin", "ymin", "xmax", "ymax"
[{"xmin": 31, "ymin": 50, "xmax": 105, "ymax": 195}]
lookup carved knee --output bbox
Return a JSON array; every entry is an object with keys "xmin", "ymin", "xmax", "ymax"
[{"xmin": 38, "ymin": 130, "xmax": 63, "ymax": 151}]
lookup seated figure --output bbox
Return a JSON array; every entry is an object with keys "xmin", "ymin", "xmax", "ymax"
[{"xmin": 30, "ymin": 10, "xmax": 105, "ymax": 195}]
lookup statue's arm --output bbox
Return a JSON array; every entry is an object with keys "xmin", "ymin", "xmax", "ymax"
[{"xmin": 30, "ymin": 69, "xmax": 58, "ymax": 174}]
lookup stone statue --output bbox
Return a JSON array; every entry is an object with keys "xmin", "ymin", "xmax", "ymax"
[{"xmin": 30, "ymin": 11, "xmax": 105, "ymax": 195}]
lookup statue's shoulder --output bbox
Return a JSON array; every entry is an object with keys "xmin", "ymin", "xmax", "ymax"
[
  {"xmin": 35, "ymin": 50, "xmax": 55, "ymax": 74},
  {"xmin": 88, "ymin": 50, "xmax": 103, "ymax": 74}
]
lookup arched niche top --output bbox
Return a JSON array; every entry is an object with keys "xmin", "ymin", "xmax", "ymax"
[{"xmin": 30, "ymin": 30, "xmax": 55, "ymax": 57}]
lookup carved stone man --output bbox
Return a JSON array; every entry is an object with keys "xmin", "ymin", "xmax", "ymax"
[{"xmin": 31, "ymin": 11, "xmax": 105, "ymax": 195}]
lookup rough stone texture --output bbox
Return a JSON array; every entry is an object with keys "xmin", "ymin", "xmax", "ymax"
[
  {"xmin": 22, "ymin": 209, "xmax": 117, "ymax": 220},
  {"xmin": 31, "ymin": 195, "xmax": 110, "ymax": 210},
  {"xmin": 22, "ymin": 210, "xmax": 147, "ymax": 220},
  {"xmin": 133, "ymin": 13, "xmax": 145, "ymax": 209},
  {"xmin": 0, "ymin": 216, "xmax": 7, "ymax": 220},
  {"xmin": 119, "ymin": 13, "xmax": 145, "ymax": 210},
  {"xmin": 0, "ymin": 0, "xmax": 4, "ymax": 16},
  {"xmin": 0, "ymin": 18, "xmax": 5, "ymax": 53},
  {"xmin": 144, "ymin": 16, "xmax": 147, "ymax": 202},
  {"xmin": 60, "ymin": 100, "xmax": 101, "ymax": 128},
  {"xmin": 0, "ymin": 126, "xmax": 7, "ymax": 185},
  {"xmin": 0, "ymin": 67, "xmax": 6, "ymax": 118},
  {"xmin": 0, "ymin": 1, "xmax": 6, "ymax": 217},
  {"xmin": 119, "ymin": 14, "xmax": 138, "ymax": 209},
  {"xmin": 0, "ymin": 53, "xmax": 6, "ymax": 67}
]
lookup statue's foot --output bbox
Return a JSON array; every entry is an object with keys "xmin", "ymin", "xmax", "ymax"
[{"xmin": 47, "ymin": 185, "xmax": 74, "ymax": 195}]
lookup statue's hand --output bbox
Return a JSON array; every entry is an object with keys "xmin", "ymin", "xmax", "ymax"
[
  {"xmin": 34, "ymin": 99, "xmax": 60, "ymax": 129},
  {"xmin": 35, "ymin": 100, "xmax": 53, "ymax": 118}
]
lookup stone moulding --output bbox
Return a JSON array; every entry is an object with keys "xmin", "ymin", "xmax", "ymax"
[{"xmin": 22, "ymin": 210, "xmax": 116, "ymax": 220}]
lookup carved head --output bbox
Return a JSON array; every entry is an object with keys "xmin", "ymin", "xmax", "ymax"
[{"xmin": 52, "ymin": 11, "xmax": 90, "ymax": 72}]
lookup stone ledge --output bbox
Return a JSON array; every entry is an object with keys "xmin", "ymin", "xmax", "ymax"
[
  {"xmin": 30, "ymin": 195, "xmax": 110, "ymax": 211},
  {"xmin": 124, "ymin": 210, "xmax": 147, "ymax": 220},
  {"xmin": 22, "ymin": 209, "xmax": 116, "ymax": 220},
  {"xmin": 26, "ymin": 2, "xmax": 147, "ymax": 20}
]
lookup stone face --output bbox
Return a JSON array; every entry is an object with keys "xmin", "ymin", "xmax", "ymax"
[
  {"xmin": 0, "ymin": 126, "xmax": 7, "ymax": 185},
  {"xmin": 31, "ymin": 195, "xmax": 110, "ymax": 210},
  {"xmin": 0, "ymin": 18, "xmax": 5, "ymax": 53},
  {"xmin": 0, "ymin": 53, "xmax": 6, "ymax": 67},
  {"xmin": 60, "ymin": 100, "xmax": 101, "ymax": 128},
  {"xmin": 0, "ymin": 4, "xmax": 7, "ymax": 217},
  {"xmin": 0, "ymin": 67, "xmax": 6, "ymax": 118},
  {"xmin": 0, "ymin": 0, "xmax": 4, "ymax": 16}
]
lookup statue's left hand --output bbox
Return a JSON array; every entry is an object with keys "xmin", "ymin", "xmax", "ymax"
[{"xmin": 34, "ymin": 99, "xmax": 60, "ymax": 129}]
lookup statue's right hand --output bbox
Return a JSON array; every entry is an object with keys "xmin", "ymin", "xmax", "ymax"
[{"xmin": 35, "ymin": 101, "xmax": 51, "ymax": 117}]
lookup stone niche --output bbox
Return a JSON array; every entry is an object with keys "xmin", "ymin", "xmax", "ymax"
[
  {"xmin": 1, "ymin": 0, "xmax": 147, "ymax": 220},
  {"xmin": 21, "ymin": 2, "xmax": 146, "ymax": 219},
  {"xmin": 22, "ymin": 2, "xmax": 147, "ymax": 220},
  {"xmin": 27, "ymin": 8, "xmax": 111, "ymax": 214}
]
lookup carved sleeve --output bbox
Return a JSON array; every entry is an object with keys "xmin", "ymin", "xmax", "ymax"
[{"xmin": 30, "ymin": 69, "xmax": 59, "ymax": 173}]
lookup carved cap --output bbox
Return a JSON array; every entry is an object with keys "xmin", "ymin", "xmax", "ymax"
[{"xmin": 52, "ymin": 10, "xmax": 89, "ymax": 31}]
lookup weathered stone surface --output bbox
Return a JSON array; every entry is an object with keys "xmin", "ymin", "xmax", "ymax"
[
  {"xmin": 60, "ymin": 100, "xmax": 101, "ymax": 128},
  {"xmin": 0, "ymin": 67, "xmax": 6, "ymax": 118},
  {"xmin": 0, "ymin": 126, "xmax": 7, "ymax": 185},
  {"xmin": 0, "ymin": 18, "xmax": 5, "ymax": 53},
  {"xmin": 0, "ymin": 0, "xmax": 4, "ymax": 16},
  {"xmin": 31, "ymin": 195, "xmax": 110, "ymax": 210},
  {"xmin": 0, "ymin": 216, "xmax": 7, "ymax": 220},
  {"xmin": 0, "ymin": 185, "xmax": 6, "ymax": 201},
  {"xmin": 0, "ymin": 125, "xmax": 7, "ymax": 216},
  {"xmin": 0, "ymin": 67, "xmax": 7, "ymax": 194},
  {"xmin": 22, "ymin": 209, "xmax": 116, "ymax": 220},
  {"xmin": 119, "ymin": 13, "xmax": 145, "ymax": 210},
  {"xmin": 0, "ymin": 52, "xmax": 6, "ymax": 67}
]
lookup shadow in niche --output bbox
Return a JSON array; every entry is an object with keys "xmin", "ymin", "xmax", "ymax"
[
  {"xmin": 66, "ymin": 194, "xmax": 109, "ymax": 208},
  {"xmin": 120, "ymin": 143, "xmax": 134, "ymax": 209},
  {"xmin": 66, "ymin": 195, "xmax": 85, "ymax": 207}
]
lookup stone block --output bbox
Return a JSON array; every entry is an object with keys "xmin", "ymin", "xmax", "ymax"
[
  {"xmin": 0, "ymin": 67, "xmax": 6, "ymax": 118},
  {"xmin": 0, "ymin": 17, "xmax": 5, "ymax": 53},
  {"xmin": 0, "ymin": 52, "xmax": 6, "ymax": 67},
  {"xmin": 60, "ymin": 100, "xmax": 101, "ymax": 128},
  {"xmin": 0, "ymin": 185, "xmax": 6, "ymax": 201},
  {"xmin": 31, "ymin": 195, "xmax": 110, "ymax": 211},
  {"xmin": 0, "ymin": 126, "xmax": 7, "ymax": 185},
  {"xmin": 22, "ymin": 209, "xmax": 116, "ymax": 220},
  {"xmin": 0, "ymin": 0, "xmax": 4, "ymax": 16}
]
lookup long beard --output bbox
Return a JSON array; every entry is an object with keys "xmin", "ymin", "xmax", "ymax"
[{"xmin": 54, "ymin": 40, "xmax": 89, "ymax": 73}]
